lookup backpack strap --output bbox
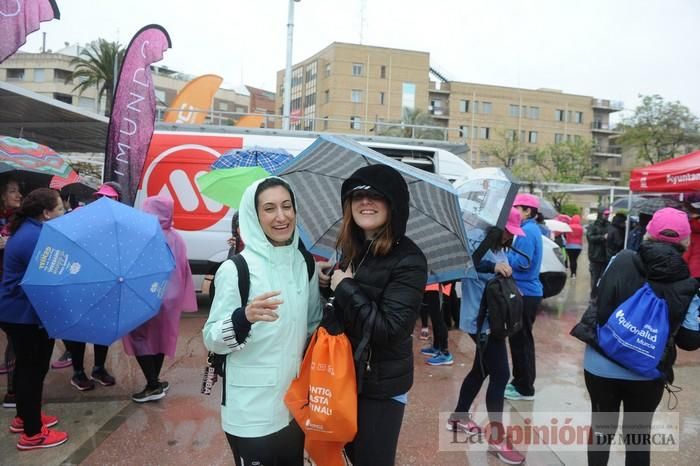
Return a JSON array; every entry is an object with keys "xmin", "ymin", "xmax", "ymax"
[
  {"xmin": 230, "ymin": 254, "xmax": 251, "ymax": 307},
  {"xmin": 297, "ymin": 240, "xmax": 315, "ymax": 282}
]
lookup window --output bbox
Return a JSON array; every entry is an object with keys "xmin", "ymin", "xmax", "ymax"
[
  {"xmin": 379, "ymin": 91, "xmax": 385, "ymax": 105},
  {"xmin": 509, "ymin": 104, "xmax": 520, "ymax": 117},
  {"xmin": 33, "ymin": 69, "xmax": 45, "ymax": 82},
  {"xmin": 155, "ymin": 89, "xmax": 166, "ymax": 103},
  {"xmin": 566, "ymin": 134, "xmax": 572, "ymax": 142},
  {"xmin": 479, "ymin": 127, "xmax": 490, "ymax": 140},
  {"xmin": 459, "ymin": 125, "xmax": 468, "ymax": 138},
  {"xmin": 568, "ymin": 110, "xmax": 573, "ymax": 123},
  {"xmin": 325, "ymin": 63, "xmax": 331, "ymax": 78},
  {"xmin": 473, "ymin": 101, "xmax": 480, "ymax": 113},
  {"xmin": 352, "ymin": 63, "xmax": 363, "ymax": 76},
  {"xmin": 555, "ymin": 109, "xmax": 565, "ymax": 121},
  {"xmin": 520, "ymin": 130, "xmax": 527, "ymax": 142},
  {"xmin": 323, "ymin": 116, "xmax": 329, "ymax": 130},
  {"xmin": 380, "ymin": 65, "xmax": 386, "ymax": 79},
  {"xmin": 575, "ymin": 111, "xmax": 584, "ymax": 124},
  {"xmin": 324, "ymin": 89, "xmax": 329, "ymax": 103},
  {"xmin": 481, "ymin": 102, "xmax": 492, "ymax": 114},
  {"xmin": 351, "ymin": 89, "xmax": 362, "ymax": 103},
  {"xmin": 555, "ymin": 133, "xmax": 564, "ymax": 144},
  {"xmin": 7, "ymin": 68, "xmax": 25, "ymax": 80},
  {"xmin": 506, "ymin": 129, "xmax": 516, "ymax": 141},
  {"xmin": 350, "ymin": 116, "xmax": 361, "ymax": 129},
  {"xmin": 479, "ymin": 152, "xmax": 490, "ymax": 165},
  {"xmin": 304, "ymin": 93, "xmax": 316, "ymax": 107},
  {"xmin": 54, "ymin": 69, "xmax": 72, "ymax": 82},
  {"xmin": 219, "ymin": 102, "xmax": 229, "ymax": 111},
  {"xmin": 574, "ymin": 135, "xmax": 582, "ymax": 142},
  {"xmin": 77, "ymin": 96, "xmax": 94, "ymax": 109},
  {"xmin": 529, "ymin": 131, "xmax": 538, "ymax": 143},
  {"xmin": 401, "ymin": 82, "xmax": 416, "ymax": 110},
  {"xmin": 53, "ymin": 93, "xmax": 72, "ymax": 104},
  {"xmin": 528, "ymin": 106, "xmax": 540, "ymax": 119},
  {"xmin": 459, "ymin": 100, "xmax": 469, "ymax": 113}
]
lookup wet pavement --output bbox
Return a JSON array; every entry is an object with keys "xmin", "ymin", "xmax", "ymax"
[{"xmin": 1, "ymin": 253, "xmax": 699, "ymax": 465}]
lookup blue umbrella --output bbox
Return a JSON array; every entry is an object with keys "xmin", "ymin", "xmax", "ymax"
[
  {"xmin": 211, "ymin": 146, "xmax": 293, "ymax": 173},
  {"xmin": 21, "ymin": 197, "xmax": 175, "ymax": 346}
]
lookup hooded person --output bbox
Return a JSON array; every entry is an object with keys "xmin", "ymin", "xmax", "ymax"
[
  {"xmin": 606, "ymin": 212, "xmax": 627, "ymax": 260},
  {"xmin": 203, "ymin": 176, "xmax": 322, "ymax": 466},
  {"xmin": 325, "ymin": 164, "xmax": 427, "ymax": 466},
  {"xmin": 123, "ymin": 195, "xmax": 198, "ymax": 402},
  {"xmin": 565, "ymin": 214, "xmax": 584, "ymax": 279},
  {"xmin": 586, "ymin": 206, "xmax": 611, "ymax": 298},
  {"xmin": 571, "ymin": 207, "xmax": 700, "ymax": 466}
]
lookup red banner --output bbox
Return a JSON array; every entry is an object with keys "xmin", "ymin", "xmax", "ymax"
[{"xmin": 104, "ymin": 24, "xmax": 171, "ymax": 206}]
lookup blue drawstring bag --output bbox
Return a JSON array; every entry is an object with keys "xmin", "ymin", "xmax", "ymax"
[{"xmin": 597, "ymin": 283, "xmax": 669, "ymax": 379}]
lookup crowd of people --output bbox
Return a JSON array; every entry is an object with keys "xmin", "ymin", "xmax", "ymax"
[
  {"xmin": 0, "ymin": 178, "xmax": 196, "ymax": 450},
  {"xmin": 2, "ymin": 168, "xmax": 700, "ymax": 466}
]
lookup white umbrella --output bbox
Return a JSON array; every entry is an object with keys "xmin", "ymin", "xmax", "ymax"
[{"xmin": 544, "ymin": 219, "xmax": 572, "ymax": 233}]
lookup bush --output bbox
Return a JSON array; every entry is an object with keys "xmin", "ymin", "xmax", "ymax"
[{"xmin": 560, "ymin": 203, "xmax": 581, "ymax": 216}]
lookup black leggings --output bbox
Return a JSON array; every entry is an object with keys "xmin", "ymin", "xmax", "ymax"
[
  {"xmin": 584, "ymin": 371, "xmax": 665, "ymax": 466},
  {"xmin": 64, "ymin": 341, "xmax": 108, "ymax": 373},
  {"xmin": 0, "ymin": 323, "xmax": 54, "ymax": 436},
  {"xmin": 2, "ymin": 328, "xmax": 15, "ymax": 395},
  {"xmin": 566, "ymin": 248, "xmax": 581, "ymax": 276},
  {"xmin": 455, "ymin": 334, "xmax": 509, "ymax": 425},
  {"xmin": 345, "ymin": 396, "xmax": 406, "ymax": 466},
  {"xmin": 423, "ymin": 290, "xmax": 448, "ymax": 351},
  {"xmin": 508, "ymin": 295, "xmax": 541, "ymax": 396},
  {"xmin": 136, "ymin": 353, "xmax": 165, "ymax": 389},
  {"xmin": 225, "ymin": 420, "xmax": 304, "ymax": 466}
]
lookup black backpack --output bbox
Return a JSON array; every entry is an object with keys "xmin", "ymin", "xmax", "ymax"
[
  {"xmin": 476, "ymin": 274, "xmax": 524, "ymax": 339},
  {"xmin": 204, "ymin": 242, "xmax": 315, "ymax": 405}
]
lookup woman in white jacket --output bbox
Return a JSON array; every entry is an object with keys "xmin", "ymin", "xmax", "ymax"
[{"xmin": 203, "ymin": 177, "xmax": 321, "ymax": 466}]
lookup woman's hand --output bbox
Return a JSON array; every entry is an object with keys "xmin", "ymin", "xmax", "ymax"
[
  {"xmin": 316, "ymin": 260, "xmax": 333, "ymax": 288},
  {"xmin": 494, "ymin": 262, "xmax": 512, "ymax": 277},
  {"xmin": 330, "ymin": 266, "xmax": 353, "ymax": 291},
  {"xmin": 244, "ymin": 291, "xmax": 283, "ymax": 322}
]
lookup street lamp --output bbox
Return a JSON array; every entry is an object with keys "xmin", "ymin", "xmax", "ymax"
[{"xmin": 283, "ymin": 0, "xmax": 301, "ymax": 131}]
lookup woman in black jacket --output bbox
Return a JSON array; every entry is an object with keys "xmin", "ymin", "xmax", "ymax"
[
  {"xmin": 329, "ymin": 164, "xmax": 427, "ymax": 466},
  {"xmin": 572, "ymin": 207, "xmax": 700, "ymax": 466}
]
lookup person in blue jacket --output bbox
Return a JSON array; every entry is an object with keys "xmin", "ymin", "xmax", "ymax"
[
  {"xmin": 504, "ymin": 193, "xmax": 543, "ymax": 401},
  {"xmin": 0, "ymin": 188, "xmax": 68, "ymax": 450},
  {"xmin": 203, "ymin": 177, "xmax": 321, "ymax": 466}
]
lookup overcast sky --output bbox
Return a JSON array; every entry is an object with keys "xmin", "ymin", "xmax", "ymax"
[{"xmin": 20, "ymin": 0, "xmax": 700, "ymax": 119}]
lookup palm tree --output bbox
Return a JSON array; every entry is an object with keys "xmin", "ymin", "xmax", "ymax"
[
  {"xmin": 378, "ymin": 108, "xmax": 446, "ymax": 140},
  {"xmin": 66, "ymin": 39, "xmax": 125, "ymax": 116}
]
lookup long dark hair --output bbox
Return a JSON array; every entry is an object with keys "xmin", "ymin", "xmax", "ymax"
[{"xmin": 8, "ymin": 188, "xmax": 61, "ymax": 234}]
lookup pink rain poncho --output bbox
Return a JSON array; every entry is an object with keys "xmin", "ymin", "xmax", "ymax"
[{"xmin": 123, "ymin": 196, "xmax": 197, "ymax": 357}]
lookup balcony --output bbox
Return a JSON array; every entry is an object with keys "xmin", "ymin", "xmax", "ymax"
[
  {"xmin": 429, "ymin": 102, "xmax": 449, "ymax": 119},
  {"xmin": 593, "ymin": 144, "xmax": 622, "ymax": 158},
  {"xmin": 591, "ymin": 121, "xmax": 621, "ymax": 134},
  {"xmin": 592, "ymin": 99, "xmax": 624, "ymax": 111}
]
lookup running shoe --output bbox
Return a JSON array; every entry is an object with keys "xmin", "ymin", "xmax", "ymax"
[
  {"xmin": 16, "ymin": 426, "xmax": 68, "ymax": 451},
  {"xmin": 10, "ymin": 413, "xmax": 59, "ymax": 433},
  {"xmin": 132, "ymin": 385, "xmax": 165, "ymax": 403},
  {"xmin": 91, "ymin": 367, "xmax": 116, "ymax": 386},
  {"xmin": 426, "ymin": 352, "xmax": 454, "ymax": 366},
  {"xmin": 71, "ymin": 371, "xmax": 95, "ymax": 391}
]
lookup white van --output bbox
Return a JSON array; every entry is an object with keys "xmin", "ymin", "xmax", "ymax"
[{"xmin": 135, "ymin": 124, "xmax": 471, "ymax": 287}]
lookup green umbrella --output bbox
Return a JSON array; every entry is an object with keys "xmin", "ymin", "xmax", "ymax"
[{"xmin": 197, "ymin": 166, "xmax": 269, "ymax": 208}]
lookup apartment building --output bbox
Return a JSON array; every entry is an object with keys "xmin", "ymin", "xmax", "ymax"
[
  {"xmin": 0, "ymin": 44, "xmax": 252, "ymax": 119},
  {"xmin": 276, "ymin": 42, "xmax": 625, "ymax": 182}
]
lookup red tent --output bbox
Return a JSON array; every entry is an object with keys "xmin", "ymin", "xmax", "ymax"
[{"xmin": 629, "ymin": 150, "xmax": 700, "ymax": 193}]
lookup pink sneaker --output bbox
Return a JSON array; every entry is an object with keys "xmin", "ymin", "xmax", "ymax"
[
  {"xmin": 50, "ymin": 351, "xmax": 72, "ymax": 370},
  {"xmin": 489, "ymin": 438, "xmax": 525, "ymax": 465},
  {"xmin": 446, "ymin": 413, "xmax": 482, "ymax": 434}
]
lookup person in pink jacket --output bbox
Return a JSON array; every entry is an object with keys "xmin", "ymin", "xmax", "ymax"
[
  {"xmin": 565, "ymin": 214, "xmax": 584, "ymax": 279},
  {"xmin": 123, "ymin": 195, "xmax": 198, "ymax": 402}
]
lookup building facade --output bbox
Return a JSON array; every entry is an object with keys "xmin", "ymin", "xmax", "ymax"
[
  {"xmin": 0, "ymin": 44, "xmax": 254, "ymax": 121},
  {"xmin": 277, "ymin": 42, "xmax": 626, "ymax": 182}
]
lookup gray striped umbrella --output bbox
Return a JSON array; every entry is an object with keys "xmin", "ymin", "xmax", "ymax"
[{"xmin": 276, "ymin": 134, "xmax": 471, "ymax": 283}]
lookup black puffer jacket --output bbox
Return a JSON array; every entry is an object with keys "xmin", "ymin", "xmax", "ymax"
[
  {"xmin": 332, "ymin": 164, "xmax": 428, "ymax": 399},
  {"xmin": 606, "ymin": 213, "xmax": 626, "ymax": 260},
  {"xmin": 586, "ymin": 217, "xmax": 609, "ymax": 263},
  {"xmin": 334, "ymin": 238, "xmax": 426, "ymax": 398},
  {"xmin": 571, "ymin": 241, "xmax": 700, "ymax": 382}
]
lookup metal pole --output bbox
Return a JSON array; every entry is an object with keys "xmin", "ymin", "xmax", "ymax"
[{"xmin": 283, "ymin": 0, "xmax": 297, "ymax": 131}]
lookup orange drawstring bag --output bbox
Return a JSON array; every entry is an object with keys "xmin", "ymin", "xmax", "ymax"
[{"xmin": 285, "ymin": 325, "xmax": 357, "ymax": 466}]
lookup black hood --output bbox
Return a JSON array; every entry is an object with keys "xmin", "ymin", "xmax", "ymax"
[
  {"xmin": 341, "ymin": 164, "xmax": 410, "ymax": 238},
  {"xmin": 611, "ymin": 213, "xmax": 627, "ymax": 229},
  {"xmin": 639, "ymin": 241, "xmax": 690, "ymax": 282}
]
